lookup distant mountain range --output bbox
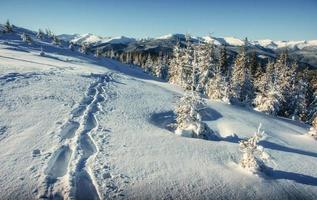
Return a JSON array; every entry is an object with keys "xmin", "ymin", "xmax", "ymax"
[
  {"xmin": 57, "ymin": 33, "xmax": 317, "ymax": 68},
  {"xmin": 59, "ymin": 33, "xmax": 317, "ymax": 50}
]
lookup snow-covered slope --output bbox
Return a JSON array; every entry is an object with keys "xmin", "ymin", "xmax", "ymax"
[{"xmin": 1, "ymin": 29, "xmax": 317, "ymax": 200}]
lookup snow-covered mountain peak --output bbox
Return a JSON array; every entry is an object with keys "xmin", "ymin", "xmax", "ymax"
[
  {"xmin": 156, "ymin": 33, "xmax": 186, "ymax": 40},
  {"xmin": 57, "ymin": 33, "xmax": 136, "ymax": 45},
  {"xmin": 222, "ymin": 36, "xmax": 245, "ymax": 46}
]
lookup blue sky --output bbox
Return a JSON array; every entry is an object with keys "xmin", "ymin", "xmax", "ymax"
[{"xmin": 1, "ymin": 0, "xmax": 316, "ymax": 40}]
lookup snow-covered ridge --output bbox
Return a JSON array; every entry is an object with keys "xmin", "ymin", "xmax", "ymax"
[
  {"xmin": 58, "ymin": 33, "xmax": 136, "ymax": 45},
  {"xmin": 157, "ymin": 33, "xmax": 317, "ymax": 50}
]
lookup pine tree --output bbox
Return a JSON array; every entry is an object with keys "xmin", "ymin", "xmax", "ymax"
[
  {"xmin": 274, "ymin": 52, "xmax": 297, "ymax": 117},
  {"xmin": 249, "ymin": 52, "xmax": 262, "ymax": 90},
  {"xmin": 291, "ymin": 69, "xmax": 309, "ymax": 121},
  {"xmin": 180, "ymin": 35, "xmax": 194, "ymax": 90},
  {"xmin": 3, "ymin": 20, "xmax": 13, "ymax": 33},
  {"xmin": 95, "ymin": 48, "xmax": 102, "ymax": 57},
  {"xmin": 154, "ymin": 53, "xmax": 168, "ymax": 79},
  {"xmin": 110, "ymin": 49, "xmax": 115, "ymax": 59},
  {"xmin": 144, "ymin": 53, "xmax": 154, "ymax": 73},
  {"xmin": 231, "ymin": 39, "xmax": 254, "ymax": 105},
  {"xmin": 254, "ymin": 60, "xmax": 283, "ymax": 115},
  {"xmin": 219, "ymin": 45, "xmax": 229, "ymax": 77},
  {"xmin": 40, "ymin": 46, "xmax": 45, "ymax": 56},
  {"xmin": 21, "ymin": 32, "xmax": 32, "ymax": 44},
  {"xmin": 69, "ymin": 42, "xmax": 75, "ymax": 51},
  {"xmin": 169, "ymin": 41, "xmax": 184, "ymax": 85},
  {"xmin": 307, "ymin": 92, "xmax": 317, "ymax": 125},
  {"xmin": 195, "ymin": 43, "xmax": 215, "ymax": 94},
  {"xmin": 206, "ymin": 66, "xmax": 230, "ymax": 102},
  {"xmin": 37, "ymin": 29, "xmax": 45, "ymax": 39},
  {"xmin": 125, "ymin": 52, "xmax": 132, "ymax": 64},
  {"xmin": 52, "ymin": 35, "xmax": 61, "ymax": 46},
  {"xmin": 174, "ymin": 91, "xmax": 218, "ymax": 140},
  {"xmin": 239, "ymin": 124, "xmax": 270, "ymax": 173},
  {"xmin": 45, "ymin": 28, "xmax": 53, "ymax": 38},
  {"xmin": 308, "ymin": 117, "xmax": 317, "ymax": 139},
  {"xmin": 80, "ymin": 44, "xmax": 90, "ymax": 54}
]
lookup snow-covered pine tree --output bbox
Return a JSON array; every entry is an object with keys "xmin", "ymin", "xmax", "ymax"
[
  {"xmin": 174, "ymin": 38, "xmax": 218, "ymax": 140},
  {"xmin": 110, "ymin": 49, "xmax": 115, "ymax": 59},
  {"xmin": 40, "ymin": 46, "xmax": 45, "ymax": 56},
  {"xmin": 95, "ymin": 48, "xmax": 102, "ymax": 57},
  {"xmin": 133, "ymin": 53, "xmax": 141, "ymax": 66},
  {"xmin": 274, "ymin": 52, "xmax": 298, "ymax": 117},
  {"xmin": 68, "ymin": 42, "xmax": 75, "ymax": 51},
  {"xmin": 219, "ymin": 45, "xmax": 229, "ymax": 77},
  {"xmin": 239, "ymin": 124, "xmax": 270, "ymax": 173},
  {"xmin": 3, "ymin": 20, "xmax": 13, "ymax": 33},
  {"xmin": 52, "ymin": 35, "xmax": 61, "ymax": 46},
  {"xmin": 231, "ymin": 38, "xmax": 254, "ymax": 105},
  {"xmin": 20, "ymin": 32, "xmax": 32, "ymax": 44},
  {"xmin": 80, "ymin": 44, "xmax": 90, "ymax": 54},
  {"xmin": 290, "ymin": 68, "xmax": 309, "ymax": 121},
  {"xmin": 206, "ymin": 61, "xmax": 230, "ymax": 102},
  {"xmin": 307, "ymin": 91, "xmax": 317, "ymax": 125},
  {"xmin": 45, "ymin": 28, "xmax": 53, "ymax": 38},
  {"xmin": 196, "ymin": 43, "xmax": 215, "ymax": 94},
  {"xmin": 144, "ymin": 53, "xmax": 154, "ymax": 73},
  {"xmin": 125, "ymin": 52, "xmax": 132, "ymax": 64},
  {"xmin": 154, "ymin": 53, "xmax": 168, "ymax": 79},
  {"xmin": 254, "ymin": 60, "xmax": 284, "ymax": 115},
  {"xmin": 308, "ymin": 117, "xmax": 317, "ymax": 139},
  {"xmin": 174, "ymin": 91, "xmax": 218, "ymax": 140},
  {"xmin": 169, "ymin": 40, "xmax": 184, "ymax": 85},
  {"xmin": 180, "ymin": 35, "xmax": 194, "ymax": 90},
  {"xmin": 37, "ymin": 29, "xmax": 44, "ymax": 39},
  {"xmin": 249, "ymin": 52, "xmax": 262, "ymax": 90}
]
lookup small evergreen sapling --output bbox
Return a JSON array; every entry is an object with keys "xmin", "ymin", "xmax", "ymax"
[
  {"xmin": 95, "ymin": 48, "xmax": 102, "ymax": 57},
  {"xmin": 40, "ymin": 46, "xmax": 45, "ymax": 56},
  {"xmin": 174, "ymin": 91, "xmax": 218, "ymax": 140},
  {"xmin": 80, "ymin": 44, "xmax": 90, "ymax": 54},
  {"xmin": 239, "ymin": 124, "xmax": 270, "ymax": 173},
  {"xmin": 21, "ymin": 32, "xmax": 32, "ymax": 44},
  {"xmin": 68, "ymin": 42, "xmax": 75, "ymax": 51},
  {"xmin": 37, "ymin": 29, "xmax": 45, "ymax": 40},
  {"xmin": 52, "ymin": 35, "xmax": 61, "ymax": 46},
  {"xmin": 3, "ymin": 20, "xmax": 13, "ymax": 33}
]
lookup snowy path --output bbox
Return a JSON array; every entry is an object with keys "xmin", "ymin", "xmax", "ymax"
[{"xmin": 41, "ymin": 73, "xmax": 114, "ymax": 199}]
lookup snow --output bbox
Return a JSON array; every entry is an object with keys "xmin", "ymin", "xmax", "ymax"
[
  {"xmin": 1, "ymin": 29, "xmax": 317, "ymax": 200},
  {"xmin": 71, "ymin": 33, "xmax": 105, "ymax": 45},
  {"xmin": 66, "ymin": 33, "xmax": 136, "ymax": 45},
  {"xmin": 157, "ymin": 33, "xmax": 185, "ymax": 40},
  {"xmin": 223, "ymin": 37, "xmax": 245, "ymax": 46},
  {"xmin": 57, "ymin": 34, "xmax": 81, "ymax": 42},
  {"xmin": 103, "ymin": 36, "xmax": 136, "ymax": 44},
  {"xmin": 202, "ymin": 36, "xmax": 223, "ymax": 46}
]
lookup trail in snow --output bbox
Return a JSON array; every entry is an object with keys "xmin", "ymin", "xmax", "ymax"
[{"xmin": 42, "ymin": 73, "xmax": 114, "ymax": 200}]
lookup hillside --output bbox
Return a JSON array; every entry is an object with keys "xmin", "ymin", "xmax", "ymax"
[{"xmin": 0, "ymin": 25, "xmax": 317, "ymax": 200}]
